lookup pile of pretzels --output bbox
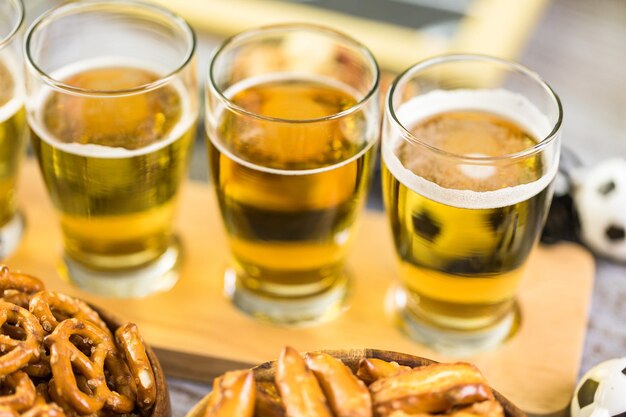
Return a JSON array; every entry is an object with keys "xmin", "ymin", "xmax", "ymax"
[
  {"xmin": 204, "ymin": 346, "xmax": 506, "ymax": 417},
  {"xmin": 0, "ymin": 265, "xmax": 157, "ymax": 417}
]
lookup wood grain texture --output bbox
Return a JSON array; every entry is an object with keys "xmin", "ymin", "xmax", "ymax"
[{"xmin": 7, "ymin": 160, "xmax": 593, "ymax": 415}]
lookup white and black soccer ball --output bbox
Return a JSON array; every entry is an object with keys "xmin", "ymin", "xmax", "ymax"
[
  {"xmin": 571, "ymin": 358, "xmax": 626, "ymax": 417},
  {"xmin": 573, "ymin": 158, "xmax": 626, "ymax": 262}
]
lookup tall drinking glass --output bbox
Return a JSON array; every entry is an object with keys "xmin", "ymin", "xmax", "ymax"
[
  {"xmin": 24, "ymin": 1, "xmax": 197, "ymax": 296},
  {"xmin": 206, "ymin": 24, "xmax": 380, "ymax": 325},
  {"xmin": 382, "ymin": 55, "xmax": 562, "ymax": 354},
  {"xmin": 0, "ymin": 0, "xmax": 25, "ymax": 259}
]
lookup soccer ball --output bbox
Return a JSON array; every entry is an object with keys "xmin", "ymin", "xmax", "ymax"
[
  {"xmin": 570, "ymin": 358, "xmax": 626, "ymax": 417},
  {"xmin": 573, "ymin": 158, "xmax": 626, "ymax": 262}
]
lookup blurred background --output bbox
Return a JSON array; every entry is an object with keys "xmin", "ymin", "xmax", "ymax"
[
  {"xmin": 25, "ymin": 0, "xmax": 626, "ymax": 171},
  {"xmin": 22, "ymin": 0, "xmax": 626, "ymax": 409}
]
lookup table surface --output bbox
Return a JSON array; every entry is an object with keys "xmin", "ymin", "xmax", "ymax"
[{"xmin": 20, "ymin": 0, "xmax": 626, "ymax": 415}]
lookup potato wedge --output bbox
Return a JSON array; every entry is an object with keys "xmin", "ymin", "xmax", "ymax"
[
  {"xmin": 305, "ymin": 352, "xmax": 372, "ymax": 417},
  {"xmin": 275, "ymin": 346, "xmax": 333, "ymax": 417},
  {"xmin": 448, "ymin": 400, "xmax": 504, "ymax": 417},
  {"xmin": 356, "ymin": 359, "xmax": 411, "ymax": 385},
  {"xmin": 204, "ymin": 370, "xmax": 255, "ymax": 417},
  {"xmin": 385, "ymin": 411, "xmax": 431, "ymax": 417},
  {"xmin": 255, "ymin": 381, "xmax": 286, "ymax": 417},
  {"xmin": 385, "ymin": 400, "xmax": 504, "ymax": 417},
  {"xmin": 369, "ymin": 363, "xmax": 494, "ymax": 416}
]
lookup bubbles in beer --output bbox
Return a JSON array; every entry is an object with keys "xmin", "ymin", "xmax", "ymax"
[
  {"xmin": 0, "ymin": 52, "xmax": 23, "ymax": 122},
  {"xmin": 382, "ymin": 88, "xmax": 558, "ymax": 326},
  {"xmin": 208, "ymin": 74, "xmax": 376, "ymax": 293},
  {"xmin": 0, "ymin": 60, "xmax": 14, "ymax": 107},
  {"xmin": 29, "ymin": 59, "xmax": 194, "ymax": 159},
  {"xmin": 0, "ymin": 53, "xmax": 26, "ymax": 227},
  {"xmin": 213, "ymin": 73, "xmax": 374, "ymax": 176},
  {"xmin": 29, "ymin": 60, "xmax": 195, "ymax": 269}
]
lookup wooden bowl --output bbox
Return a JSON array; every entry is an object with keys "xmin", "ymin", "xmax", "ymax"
[
  {"xmin": 93, "ymin": 305, "xmax": 172, "ymax": 417},
  {"xmin": 185, "ymin": 348, "xmax": 525, "ymax": 417}
]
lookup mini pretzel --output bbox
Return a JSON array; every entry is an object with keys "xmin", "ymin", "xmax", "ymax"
[
  {"xmin": 0, "ymin": 267, "xmax": 45, "ymax": 295},
  {"xmin": 0, "ymin": 406, "xmax": 18, "ymax": 417},
  {"xmin": 46, "ymin": 318, "xmax": 134, "ymax": 415},
  {"xmin": 46, "ymin": 380, "xmax": 75, "ymax": 417},
  {"xmin": 34, "ymin": 383, "xmax": 51, "ymax": 406},
  {"xmin": 23, "ymin": 358, "xmax": 51, "ymax": 379},
  {"xmin": 104, "ymin": 348, "xmax": 137, "ymax": 413},
  {"xmin": 0, "ymin": 371, "xmax": 36, "ymax": 412},
  {"xmin": 1, "ymin": 291, "xmax": 31, "ymax": 310},
  {"xmin": 48, "ymin": 376, "xmax": 104, "ymax": 417},
  {"xmin": 29, "ymin": 292, "xmax": 110, "ymax": 336},
  {"xmin": 0, "ymin": 302, "xmax": 44, "ymax": 377},
  {"xmin": 0, "ymin": 267, "xmax": 45, "ymax": 309},
  {"xmin": 115, "ymin": 323, "xmax": 156, "ymax": 411},
  {"xmin": 1, "ymin": 323, "xmax": 26, "ymax": 341},
  {"xmin": 21, "ymin": 404, "xmax": 67, "ymax": 417}
]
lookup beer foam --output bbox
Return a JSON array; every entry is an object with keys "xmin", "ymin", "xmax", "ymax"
[
  {"xmin": 28, "ymin": 57, "xmax": 196, "ymax": 159},
  {"xmin": 220, "ymin": 72, "xmax": 365, "ymax": 104},
  {"xmin": 208, "ymin": 72, "xmax": 378, "ymax": 176},
  {"xmin": 382, "ymin": 89, "xmax": 559, "ymax": 209},
  {"xmin": 0, "ymin": 51, "xmax": 24, "ymax": 124}
]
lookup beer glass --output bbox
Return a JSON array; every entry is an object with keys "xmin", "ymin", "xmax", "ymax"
[
  {"xmin": 382, "ymin": 55, "xmax": 562, "ymax": 354},
  {"xmin": 0, "ymin": 0, "xmax": 25, "ymax": 259},
  {"xmin": 206, "ymin": 24, "xmax": 380, "ymax": 325},
  {"xmin": 24, "ymin": 1, "xmax": 197, "ymax": 296}
]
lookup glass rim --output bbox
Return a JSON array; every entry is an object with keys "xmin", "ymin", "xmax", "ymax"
[
  {"xmin": 23, "ymin": 0, "xmax": 196, "ymax": 96},
  {"xmin": 207, "ymin": 23, "xmax": 381, "ymax": 124},
  {"xmin": 0, "ymin": 0, "xmax": 24, "ymax": 50},
  {"xmin": 387, "ymin": 53, "xmax": 563, "ymax": 163}
]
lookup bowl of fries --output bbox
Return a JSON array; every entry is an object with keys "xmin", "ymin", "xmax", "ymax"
[
  {"xmin": 0, "ymin": 265, "xmax": 170, "ymax": 417},
  {"xmin": 188, "ymin": 347, "xmax": 525, "ymax": 417}
]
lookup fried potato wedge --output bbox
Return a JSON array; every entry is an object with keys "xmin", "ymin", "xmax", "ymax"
[
  {"xmin": 448, "ymin": 400, "xmax": 504, "ymax": 417},
  {"xmin": 255, "ymin": 381, "xmax": 285, "ymax": 417},
  {"xmin": 385, "ymin": 400, "xmax": 504, "ymax": 417},
  {"xmin": 275, "ymin": 347, "xmax": 332, "ymax": 417},
  {"xmin": 305, "ymin": 352, "xmax": 372, "ymax": 417},
  {"xmin": 204, "ymin": 370, "xmax": 255, "ymax": 417},
  {"xmin": 385, "ymin": 411, "xmax": 431, "ymax": 417},
  {"xmin": 356, "ymin": 359, "xmax": 411, "ymax": 385},
  {"xmin": 369, "ymin": 363, "xmax": 494, "ymax": 416}
]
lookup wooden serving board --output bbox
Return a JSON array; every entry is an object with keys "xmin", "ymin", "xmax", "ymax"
[{"xmin": 7, "ymin": 160, "xmax": 594, "ymax": 416}]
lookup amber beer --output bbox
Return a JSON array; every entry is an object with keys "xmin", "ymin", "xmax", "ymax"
[
  {"xmin": 383, "ymin": 58, "xmax": 561, "ymax": 353},
  {"xmin": 0, "ymin": 0, "xmax": 27, "ymax": 258},
  {"xmin": 0, "ymin": 54, "xmax": 26, "ymax": 235},
  {"xmin": 207, "ymin": 24, "xmax": 379, "ymax": 323},
  {"xmin": 383, "ymin": 108, "xmax": 554, "ymax": 328},
  {"xmin": 209, "ymin": 75, "xmax": 376, "ymax": 297},
  {"xmin": 29, "ymin": 63, "xmax": 195, "ymax": 270}
]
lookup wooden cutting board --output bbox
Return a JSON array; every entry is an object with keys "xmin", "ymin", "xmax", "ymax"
[{"xmin": 7, "ymin": 160, "xmax": 594, "ymax": 416}]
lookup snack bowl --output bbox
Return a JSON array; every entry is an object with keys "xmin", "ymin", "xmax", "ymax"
[
  {"xmin": 0, "ymin": 265, "xmax": 170, "ymax": 417},
  {"xmin": 186, "ymin": 348, "xmax": 525, "ymax": 417}
]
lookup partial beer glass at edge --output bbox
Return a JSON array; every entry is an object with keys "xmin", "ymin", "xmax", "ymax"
[
  {"xmin": 24, "ymin": 0, "xmax": 198, "ymax": 296},
  {"xmin": 382, "ymin": 55, "xmax": 562, "ymax": 355},
  {"xmin": 0, "ymin": 0, "xmax": 26, "ymax": 259}
]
